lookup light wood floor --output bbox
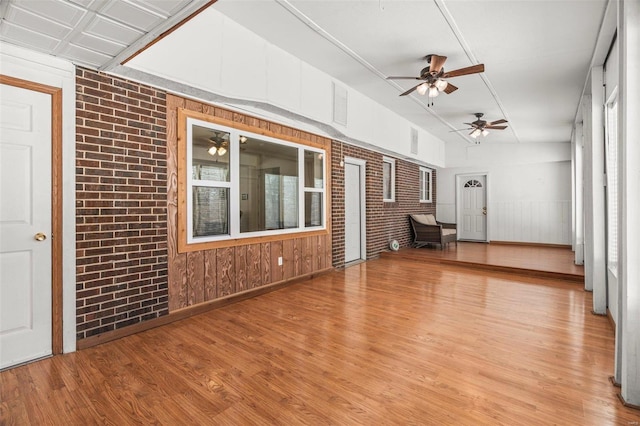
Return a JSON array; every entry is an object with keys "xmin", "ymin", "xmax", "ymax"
[
  {"xmin": 2, "ymin": 256, "xmax": 637, "ymax": 424},
  {"xmin": 387, "ymin": 241, "xmax": 584, "ymax": 281}
]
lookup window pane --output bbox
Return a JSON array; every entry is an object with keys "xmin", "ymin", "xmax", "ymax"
[
  {"xmin": 383, "ymin": 161, "xmax": 392, "ymax": 199},
  {"xmin": 304, "ymin": 150, "xmax": 324, "ymax": 188},
  {"xmin": 192, "ymin": 125, "xmax": 230, "ymax": 182},
  {"xmin": 305, "ymin": 192, "xmax": 322, "ymax": 227},
  {"xmin": 239, "ymin": 136, "xmax": 298, "ymax": 232},
  {"xmin": 192, "ymin": 186, "xmax": 229, "ymax": 237}
]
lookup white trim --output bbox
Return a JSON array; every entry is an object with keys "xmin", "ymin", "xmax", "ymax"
[
  {"xmin": 419, "ymin": 167, "xmax": 433, "ymax": 203},
  {"xmin": 455, "ymin": 172, "xmax": 490, "ymax": 242},
  {"xmin": 382, "ymin": 156, "xmax": 395, "ymax": 202},
  {"xmin": 344, "ymin": 156, "xmax": 367, "ymax": 262},
  {"xmin": 185, "ymin": 118, "xmax": 327, "ymax": 244},
  {"xmin": 0, "ymin": 42, "xmax": 77, "ymax": 353}
]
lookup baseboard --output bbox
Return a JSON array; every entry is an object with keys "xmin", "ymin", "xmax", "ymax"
[
  {"xmin": 617, "ymin": 393, "xmax": 640, "ymax": 411},
  {"xmin": 490, "ymin": 241, "xmax": 572, "ymax": 249},
  {"xmin": 606, "ymin": 308, "xmax": 616, "ymax": 335},
  {"xmin": 77, "ymin": 267, "xmax": 335, "ymax": 350}
]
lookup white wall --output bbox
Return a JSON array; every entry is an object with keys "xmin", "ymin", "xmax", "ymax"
[
  {"xmin": 124, "ymin": 7, "xmax": 445, "ymax": 167},
  {"xmin": 437, "ymin": 160, "xmax": 572, "ymax": 245}
]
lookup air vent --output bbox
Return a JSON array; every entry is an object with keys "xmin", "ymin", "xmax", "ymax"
[
  {"xmin": 410, "ymin": 128, "xmax": 418, "ymax": 154},
  {"xmin": 332, "ymin": 82, "xmax": 348, "ymax": 126}
]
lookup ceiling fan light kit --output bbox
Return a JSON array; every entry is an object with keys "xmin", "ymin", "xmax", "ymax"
[
  {"xmin": 208, "ymin": 131, "xmax": 229, "ymax": 157},
  {"xmin": 451, "ymin": 112, "xmax": 508, "ymax": 143},
  {"xmin": 386, "ymin": 54, "xmax": 484, "ymax": 103},
  {"xmin": 388, "ymin": 56, "xmax": 506, "ymax": 142}
]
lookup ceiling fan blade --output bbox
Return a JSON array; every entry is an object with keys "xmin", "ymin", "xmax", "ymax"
[
  {"xmin": 399, "ymin": 83, "xmax": 424, "ymax": 96},
  {"xmin": 443, "ymin": 63, "xmax": 485, "ymax": 78},
  {"xmin": 487, "ymin": 119, "xmax": 508, "ymax": 125},
  {"xmin": 387, "ymin": 76, "xmax": 422, "ymax": 80},
  {"xmin": 485, "ymin": 125, "xmax": 508, "ymax": 130},
  {"xmin": 449, "ymin": 128, "xmax": 472, "ymax": 132},
  {"xmin": 429, "ymin": 55, "xmax": 447, "ymax": 73},
  {"xmin": 443, "ymin": 82, "xmax": 458, "ymax": 94}
]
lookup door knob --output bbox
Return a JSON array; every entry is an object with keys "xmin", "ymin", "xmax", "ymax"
[
  {"xmin": 482, "ymin": 207, "xmax": 487, "ymax": 216},
  {"xmin": 34, "ymin": 232, "xmax": 47, "ymax": 241}
]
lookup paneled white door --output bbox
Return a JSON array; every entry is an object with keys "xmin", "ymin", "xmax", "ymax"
[
  {"xmin": 459, "ymin": 175, "xmax": 487, "ymax": 241},
  {"xmin": 344, "ymin": 161, "xmax": 364, "ymax": 263},
  {"xmin": 0, "ymin": 83, "xmax": 53, "ymax": 369}
]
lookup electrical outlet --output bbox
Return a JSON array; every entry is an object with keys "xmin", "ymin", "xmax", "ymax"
[{"xmin": 278, "ymin": 256, "xmax": 283, "ymax": 266}]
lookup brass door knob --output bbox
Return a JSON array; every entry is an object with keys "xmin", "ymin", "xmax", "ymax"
[
  {"xmin": 34, "ymin": 232, "xmax": 47, "ymax": 241},
  {"xmin": 482, "ymin": 207, "xmax": 487, "ymax": 216}
]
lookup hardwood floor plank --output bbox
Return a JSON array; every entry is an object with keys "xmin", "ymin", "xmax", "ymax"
[{"xmin": 1, "ymin": 257, "xmax": 638, "ymax": 424}]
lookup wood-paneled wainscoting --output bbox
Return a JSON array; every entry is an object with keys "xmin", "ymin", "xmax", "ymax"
[{"xmin": 166, "ymin": 95, "xmax": 333, "ymax": 312}]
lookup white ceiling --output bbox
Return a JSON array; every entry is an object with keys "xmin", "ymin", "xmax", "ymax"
[{"xmin": 0, "ymin": 0, "xmax": 608, "ymax": 148}]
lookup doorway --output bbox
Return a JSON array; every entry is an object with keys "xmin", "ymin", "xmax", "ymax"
[
  {"xmin": 0, "ymin": 76, "xmax": 62, "ymax": 369},
  {"xmin": 344, "ymin": 157, "xmax": 366, "ymax": 264},
  {"xmin": 457, "ymin": 174, "xmax": 488, "ymax": 241}
]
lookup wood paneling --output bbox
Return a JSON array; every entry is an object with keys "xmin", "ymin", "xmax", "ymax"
[
  {"xmin": 235, "ymin": 245, "xmax": 247, "ymax": 293},
  {"xmin": 203, "ymin": 249, "xmax": 217, "ymax": 301},
  {"xmin": 283, "ymin": 239, "xmax": 295, "ymax": 281},
  {"xmin": 270, "ymin": 241, "xmax": 283, "ymax": 284},
  {"xmin": 167, "ymin": 95, "xmax": 188, "ymax": 311},
  {"xmin": 217, "ymin": 246, "xmax": 235, "ymax": 297},
  {"xmin": 246, "ymin": 243, "xmax": 262, "ymax": 289},
  {"xmin": 166, "ymin": 94, "xmax": 333, "ymax": 312},
  {"xmin": 261, "ymin": 242, "xmax": 271, "ymax": 285},
  {"xmin": 186, "ymin": 251, "xmax": 204, "ymax": 305},
  {"xmin": 4, "ymin": 257, "xmax": 638, "ymax": 424}
]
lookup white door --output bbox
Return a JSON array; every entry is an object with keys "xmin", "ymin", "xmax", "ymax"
[
  {"xmin": 344, "ymin": 161, "xmax": 364, "ymax": 263},
  {"xmin": 459, "ymin": 175, "xmax": 487, "ymax": 241},
  {"xmin": 0, "ymin": 83, "xmax": 53, "ymax": 369}
]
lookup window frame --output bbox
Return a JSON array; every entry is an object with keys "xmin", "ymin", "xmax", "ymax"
[
  {"xmin": 419, "ymin": 167, "xmax": 433, "ymax": 203},
  {"xmin": 605, "ymin": 91, "xmax": 619, "ymax": 275},
  {"xmin": 177, "ymin": 109, "xmax": 329, "ymax": 253},
  {"xmin": 382, "ymin": 156, "xmax": 396, "ymax": 202}
]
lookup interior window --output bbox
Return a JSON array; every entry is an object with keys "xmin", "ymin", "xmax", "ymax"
[
  {"xmin": 383, "ymin": 157, "xmax": 395, "ymax": 201},
  {"xmin": 185, "ymin": 116, "xmax": 326, "ymax": 244},
  {"xmin": 419, "ymin": 167, "xmax": 432, "ymax": 203}
]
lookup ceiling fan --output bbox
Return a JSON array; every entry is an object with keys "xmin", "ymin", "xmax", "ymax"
[
  {"xmin": 386, "ymin": 54, "xmax": 484, "ymax": 98},
  {"xmin": 208, "ymin": 131, "xmax": 228, "ymax": 156},
  {"xmin": 452, "ymin": 113, "xmax": 508, "ymax": 141}
]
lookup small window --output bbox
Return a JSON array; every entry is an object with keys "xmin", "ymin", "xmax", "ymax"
[
  {"xmin": 419, "ymin": 167, "xmax": 432, "ymax": 203},
  {"xmin": 382, "ymin": 157, "xmax": 395, "ymax": 202},
  {"xmin": 464, "ymin": 179, "xmax": 483, "ymax": 188}
]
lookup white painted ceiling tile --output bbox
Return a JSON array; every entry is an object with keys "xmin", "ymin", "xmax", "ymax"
[
  {"xmin": 60, "ymin": 43, "xmax": 112, "ymax": 67},
  {"xmin": 99, "ymin": 0, "xmax": 165, "ymax": 32},
  {"xmin": 136, "ymin": 0, "xmax": 186, "ymax": 17},
  {"xmin": 68, "ymin": 0, "xmax": 96, "ymax": 8},
  {"xmin": 85, "ymin": 15, "xmax": 144, "ymax": 45},
  {"xmin": 14, "ymin": 0, "xmax": 87, "ymax": 27},
  {"xmin": 71, "ymin": 32, "xmax": 127, "ymax": 56},
  {"xmin": 0, "ymin": 21, "xmax": 60, "ymax": 52},
  {"xmin": 6, "ymin": 5, "xmax": 72, "ymax": 40}
]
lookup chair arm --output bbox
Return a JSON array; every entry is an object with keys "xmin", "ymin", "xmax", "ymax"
[{"xmin": 438, "ymin": 222, "xmax": 457, "ymax": 230}]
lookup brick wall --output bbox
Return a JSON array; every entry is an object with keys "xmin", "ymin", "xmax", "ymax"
[
  {"xmin": 75, "ymin": 68, "xmax": 169, "ymax": 340},
  {"xmin": 331, "ymin": 141, "xmax": 436, "ymax": 268}
]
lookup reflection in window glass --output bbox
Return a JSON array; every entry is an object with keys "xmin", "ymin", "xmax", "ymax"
[
  {"xmin": 191, "ymin": 125, "xmax": 230, "ymax": 182},
  {"xmin": 240, "ymin": 137, "xmax": 298, "ymax": 233},
  {"xmin": 383, "ymin": 158, "xmax": 395, "ymax": 201},
  {"xmin": 420, "ymin": 167, "xmax": 432, "ymax": 203},
  {"xmin": 304, "ymin": 151, "xmax": 324, "ymax": 188},
  {"xmin": 192, "ymin": 187, "xmax": 229, "ymax": 236},
  {"xmin": 305, "ymin": 192, "xmax": 322, "ymax": 227}
]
